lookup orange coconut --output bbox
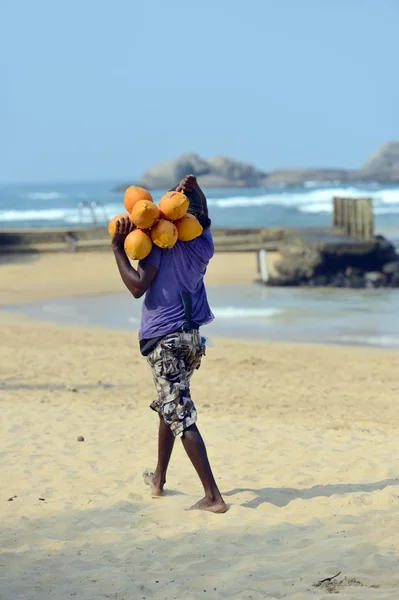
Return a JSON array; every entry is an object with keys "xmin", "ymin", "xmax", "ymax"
[
  {"xmin": 158, "ymin": 191, "xmax": 189, "ymax": 221},
  {"xmin": 175, "ymin": 213, "xmax": 203, "ymax": 241},
  {"xmin": 124, "ymin": 229, "xmax": 153, "ymax": 260},
  {"xmin": 123, "ymin": 185, "xmax": 153, "ymax": 213},
  {"xmin": 130, "ymin": 200, "xmax": 160, "ymax": 230},
  {"xmin": 107, "ymin": 213, "xmax": 131, "ymax": 237},
  {"xmin": 150, "ymin": 219, "xmax": 178, "ymax": 249}
]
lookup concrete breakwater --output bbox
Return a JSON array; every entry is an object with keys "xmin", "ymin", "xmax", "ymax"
[{"xmin": 0, "ymin": 226, "xmax": 286, "ymax": 254}]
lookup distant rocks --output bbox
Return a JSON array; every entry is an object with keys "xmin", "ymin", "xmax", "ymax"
[
  {"xmin": 136, "ymin": 153, "xmax": 266, "ymax": 189},
  {"xmin": 358, "ymin": 142, "xmax": 399, "ymax": 182},
  {"xmin": 266, "ymin": 143, "xmax": 399, "ymax": 185},
  {"xmin": 114, "ymin": 142, "xmax": 399, "ymax": 190},
  {"xmin": 262, "ymin": 169, "xmax": 351, "ymax": 186},
  {"xmin": 269, "ymin": 231, "xmax": 399, "ymax": 288},
  {"xmin": 114, "ymin": 153, "xmax": 265, "ymax": 191}
]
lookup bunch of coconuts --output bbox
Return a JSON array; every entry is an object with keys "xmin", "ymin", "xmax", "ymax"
[{"xmin": 108, "ymin": 186, "xmax": 203, "ymax": 260}]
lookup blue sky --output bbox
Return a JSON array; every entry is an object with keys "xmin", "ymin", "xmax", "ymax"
[{"xmin": 1, "ymin": 0, "xmax": 398, "ymax": 183}]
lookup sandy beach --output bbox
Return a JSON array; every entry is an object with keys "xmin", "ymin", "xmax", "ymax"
[
  {"xmin": 0, "ymin": 251, "xmax": 265, "ymax": 305},
  {"xmin": 2, "ymin": 251, "xmax": 399, "ymax": 599}
]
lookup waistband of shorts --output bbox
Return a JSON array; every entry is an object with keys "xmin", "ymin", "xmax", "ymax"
[
  {"xmin": 176, "ymin": 322, "xmax": 199, "ymax": 334},
  {"xmin": 164, "ymin": 330, "xmax": 202, "ymax": 344}
]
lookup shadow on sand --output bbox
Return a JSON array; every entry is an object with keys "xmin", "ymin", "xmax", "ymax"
[
  {"xmin": 224, "ymin": 478, "xmax": 399, "ymax": 508},
  {"xmin": 0, "ymin": 251, "xmax": 40, "ymax": 265},
  {"xmin": 0, "ymin": 381, "xmax": 133, "ymax": 391}
]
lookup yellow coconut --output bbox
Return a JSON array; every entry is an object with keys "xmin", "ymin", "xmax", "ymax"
[
  {"xmin": 124, "ymin": 229, "xmax": 153, "ymax": 260},
  {"xmin": 130, "ymin": 200, "xmax": 160, "ymax": 230},
  {"xmin": 158, "ymin": 191, "xmax": 189, "ymax": 221},
  {"xmin": 150, "ymin": 219, "xmax": 178, "ymax": 249},
  {"xmin": 123, "ymin": 186, "xmax": 153, "ymax": 213},
  {"xmin": 107, "ymin": 213, "xmax": 131, "ymax": 237},
  {"xmin": 175, "ymin": 213, "xmax": 203, "ymax": 241}
]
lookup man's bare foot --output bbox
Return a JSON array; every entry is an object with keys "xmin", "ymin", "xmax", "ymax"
[
  {"xmin": 188, "ymin": 496, "xmax": 228, "ymax": 513},
  {"xmin": 143, "ymin": 471, "xmax": 164, "ymax": 498}
]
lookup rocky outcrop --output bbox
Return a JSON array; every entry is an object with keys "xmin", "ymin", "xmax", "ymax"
[
  {"xmin": 135, "ymin": 153, "xmax": 266, "ymax": 189},
  {"xmin": 264, "ymin": 143, "xmax": 399, "ymax": 185},
  {"xmin": 269, "ymin": 231, "xmax": 399, "ymax": 288},
  {"xmin": 358, "ymin": 142, "xmax": 399, "ymax": 182},
  {"xmin": 260, "ymin": 169, "xmax": 351, "ymax": 186},
  {"xmin": 114, "ymin": 142, "xmax": 399, "ymax": 190}
]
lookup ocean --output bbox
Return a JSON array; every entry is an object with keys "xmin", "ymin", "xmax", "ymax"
[
  {"xmin": 6, "ymin": 285, "xmax": 399, "ymax": 349},
  {"xmin": 1, "ymin": 180, "xmax": 399, "ymax": 232},
  {"xmin": 2, "ymin": 180, "xmax": 399, "ymax": 349}
]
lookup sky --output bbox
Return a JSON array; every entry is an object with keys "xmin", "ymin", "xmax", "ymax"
[{"xmin": 1, "ymin": 0, "xmax": 398, "ymax": 183}]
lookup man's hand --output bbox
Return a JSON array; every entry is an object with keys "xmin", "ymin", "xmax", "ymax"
[
  {"xmin": 176, "ymin": 174, "xmax": 198, "ymax": 194},
  {"xmin": 112, "ymin": 216, "xmax": 134, "ymax": 251},
  {"xmin": 111, "ymin": 217, "xmax": 158, "ymax": 298}
]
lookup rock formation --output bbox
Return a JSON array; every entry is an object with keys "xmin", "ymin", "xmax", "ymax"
[
  {"xmin": 134, "ymin": 153, "xmax": 266, "ymax": 189},
  {"xmin": 358, "ymin": 142, "xmax": 399, "ymax": 182},
  {"xmin": 269, "ymin": 230, "xmax": 399, "ymax": 288},
  {"xmin": 114, "ymin": 142, "xmax": 399, "ymax": 190},
  {"xmin": 264, "ymin": 143, "xmax": 399, "ymax": 186},
  {"xmin": 260, "ymin": 169, "xmax": 351, "ymax": 186}
]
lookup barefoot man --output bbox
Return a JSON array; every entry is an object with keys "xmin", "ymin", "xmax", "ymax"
[{"xmin": 112, "ymin": 175, "xmax": 227, "ymax": 513}]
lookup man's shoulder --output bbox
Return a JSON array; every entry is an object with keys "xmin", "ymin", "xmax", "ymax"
[
  {"xmin": 201, "ymin": 228, "xmax": 213, "ymax": 241},
  {"xmin": 195, "ymin": 228, "xmax": 214, "ymax": 258},
  {"xmin": 197, "ymin": 228, "xmax": 213, "ymax": 245}
]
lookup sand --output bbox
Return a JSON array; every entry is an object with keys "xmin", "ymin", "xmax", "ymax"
[
  {"xmin": 0, "ymin": 250, "xmax": 268, "ymax": 305},
  {"xmin": 2, "ymin": 251, "xmax": 399, "ymax": 599}
]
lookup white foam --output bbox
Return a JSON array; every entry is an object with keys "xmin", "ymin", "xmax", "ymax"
[
  {"xmin": 303, "ymin": 181, "xmax": 321, "ymax": 188},
  {"xmin": 2, "ymin": 185, "xmax": 399, "ymax": 225},
  {"xmin": 128, "ymin": 317, "xmax": 140, "ymax": 324},
  {"xmin": 374, "ymin": 207, "xmax": 399, "ymax": 215},
  {"xmin": 208, "ymin": 195, "xmax": 275, "ymax": 209},
  {"xmin": 337, "ymin": 334, "xmax": 399, "ymax": 348},
  {"xmin": 302, "ymin": 204, "xmax": 399, "ymax": 216},
  {"xmin": 375, "ymin": 189, "xmax": 399, "ymax": 204},
  {"xmin": 208, "ymin": 186, "xmax": 399, "ymax": 214},
  {"xmin": 212, "ymin": 307, "xmax": 283, "ymax": 319},
  {"xmin": 300, "ymin": 202, "xmax": 332, "ymax": 214},
  {"xmin": 27, "ymin": 192, "xmax": 66, "ymax": 201},
  {"xmin": 0, "ymin": 203, "xmax": 122, "ymax": 224},
  {"xmin": 0, "ymin": 208, "xmax": 70, "ymax": 222}
]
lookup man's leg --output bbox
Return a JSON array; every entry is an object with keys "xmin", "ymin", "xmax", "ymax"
[
  {"xmin": 144, "ymin": 334, "xmax": 226, "ymax": 511},
  {"xmin": 182, "ymin": 424, "xmax": 227, "ymax": 513},
  {"xmin": 143, "ymin": 415, "xmax": 175, "ymax": 497}
]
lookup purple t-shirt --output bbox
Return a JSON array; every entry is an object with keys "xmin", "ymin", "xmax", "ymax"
[{"xmin": 138, "ymin": 229, "xmax": 215, "ymax": 340}]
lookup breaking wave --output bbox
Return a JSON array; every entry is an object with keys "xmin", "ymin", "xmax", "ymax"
[{"xmin": 208, "ymin": 186, "xmax": 399, "ymax": 214}]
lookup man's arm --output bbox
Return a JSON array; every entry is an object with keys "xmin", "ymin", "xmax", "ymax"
[
  {"xmin": 177, "ymin": 175, "xmax": 209, "ymax": 217},
  {"xmin": 196, "ymin": 185, "xmax": 208, "ymax": 218},
  {"xmin": 112, "ymin": 217, "xmax": 158, "ymax": 299}
]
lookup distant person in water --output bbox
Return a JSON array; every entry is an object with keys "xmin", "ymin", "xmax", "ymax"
[{"xmin": 112, "ymin": 175, "xmax": 227, "ymax": 513}]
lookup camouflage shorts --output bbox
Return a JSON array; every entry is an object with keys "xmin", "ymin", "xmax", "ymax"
[{"xmin": 146, "ymin": 331, "xmax": 205, "ymax": 437}]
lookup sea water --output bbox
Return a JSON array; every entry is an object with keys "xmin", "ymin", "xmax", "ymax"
[
  {"xmin": 5, "ymin": 285, "xmax": 399, "ymax": 349},
  {"xmin": 2, "ymin": 180, "xmax": 399, "ymax": 348},
  {"xmin": 1, "ymin": 180, "xmax": 399, "ymax": 233}
]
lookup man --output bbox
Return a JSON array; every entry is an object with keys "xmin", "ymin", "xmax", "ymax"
[{"xmin": 112, "ymin": 175, "xmax": 226, "ymax": 513}]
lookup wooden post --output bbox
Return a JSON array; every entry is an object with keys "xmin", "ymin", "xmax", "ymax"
[
  {"xmin": 356, "ymin": 199, "xmax": 364, "ymax": 240},
  {"xmin": 342, "ymin": 198, "xmax": 348, "ymax": 233},
  {"xmin": 349, "ymin": 198, "xmax": 356, "ymax": 237},
  {"xmin": 332, "ymin": 197, "xmax": 373, "ymax": 240},
  {"xmin": 366, "ymin": 197, "xmax": 373, "ymax": 240},
  {"xmin": 333, "ymin": 197, "xmax": 340, "ymax": 228},
  {"xmin": 258, "ymin": 249, "xmax": 269, "ymax": 283}
]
